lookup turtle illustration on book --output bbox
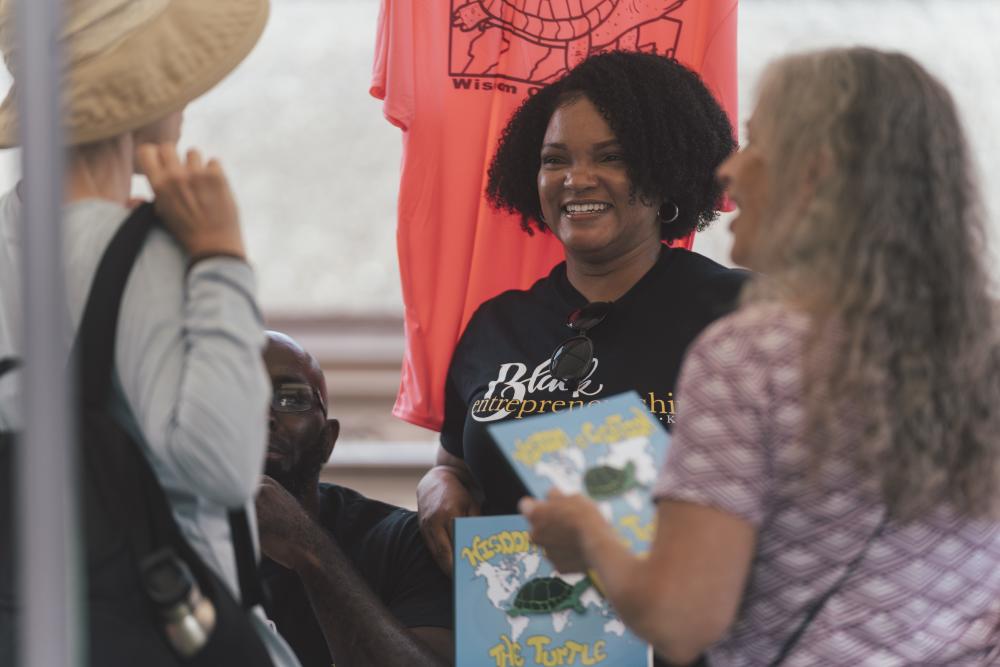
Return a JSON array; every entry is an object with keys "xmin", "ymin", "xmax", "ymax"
[
  {"xmin": 583, "ymin": 460, "xmax": 644, "ymax": 500},
  {"xmin": 506, "ymin": 575, "xmax": 593, "ymax": 616}
]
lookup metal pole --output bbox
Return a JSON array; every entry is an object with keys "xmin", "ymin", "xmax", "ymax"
[{"xmin": 14, "ymin": 0, "xmax": 78, "ymax": 666}]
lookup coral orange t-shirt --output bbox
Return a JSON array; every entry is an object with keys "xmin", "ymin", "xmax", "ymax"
[{"xmin": 371, "ymin": 0, "xmax": 738, "ymax": 431}]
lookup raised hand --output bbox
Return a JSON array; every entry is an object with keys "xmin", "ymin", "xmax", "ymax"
[
  {"xmin": 519, "ymin": 489, "xmax": 601, "ymax": 574},
  {"xmin": 416, "ymin": 465, "xmax": 481, "ymax": 575},
  {"xmin": 136, "ymin": 143, "xmax": 245, "ymax": 260},
  {"xmin": 255, "ymin": 475, "xmax": 318, "ymax": 571}
]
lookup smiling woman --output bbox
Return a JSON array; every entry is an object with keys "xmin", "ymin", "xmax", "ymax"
[
  {"xmin": 487, "ymin": 51, "xmax": 733, "ymax": 244},
  {"xmin": 537, "ymin": 96, "xmax": 661, "ymax": 271},
  {"xmin": 413, "ymin": 54, "xmax": 749, "ymax": 613}
]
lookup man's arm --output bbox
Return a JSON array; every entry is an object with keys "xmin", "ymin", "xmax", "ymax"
[
  {"xmin": 256, "ymin": 477, "xmax": 450, "ymax": 667},
  {"xmin": 409, "ymin": 627, "xmax": 452, "ymax": 662}
]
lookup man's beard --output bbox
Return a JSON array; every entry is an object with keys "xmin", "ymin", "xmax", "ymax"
[{"xmin": 265, "ymin": 443, "xmax": 327, "ymax": 501}]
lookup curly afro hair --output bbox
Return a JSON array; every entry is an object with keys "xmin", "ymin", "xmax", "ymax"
[{"xmin": 486, "ymin": 51, "xmax": 735, "ymax": 241}]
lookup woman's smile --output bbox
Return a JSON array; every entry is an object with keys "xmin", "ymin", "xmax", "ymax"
[{"xmin": 561, "ymin": 199, "xmax": 614, "ymax": 222}]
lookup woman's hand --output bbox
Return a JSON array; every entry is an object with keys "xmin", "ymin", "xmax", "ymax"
[
  {"xmin": 519, "ymin": 489, "xmax": 604, "ymax": 573},
  {"xmin": 136, "ymin": 143, "xmax": 245, "ymax": 260},
  {"xmin": 417, "ymin": 464, "xmax": 481, "ymax": 575}
]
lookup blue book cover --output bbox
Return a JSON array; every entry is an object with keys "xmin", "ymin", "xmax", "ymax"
[
  {"xmin": 454, "ymin": 514, "xmax": 651, "ymax": 666},
  {"xmin": 488, "ymin": 391, "xmax": 670, "ymax": 556}
]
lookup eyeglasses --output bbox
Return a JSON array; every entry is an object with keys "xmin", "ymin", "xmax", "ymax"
[
  {"xmin": 271, "ymin": 382, "xmax": 323, "ymax": 414},
  {"xmin": 549, "ymin": 301, "xmax": 611, "ymax": 391}
]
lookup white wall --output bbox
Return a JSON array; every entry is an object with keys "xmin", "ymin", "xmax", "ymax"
[
  {"xmin": 691, "ymin": 0, "xmax": 1000, "ymax": 275},
  {"xmin": 2, "ymin": 0, "xmax": 998, "ymax": 312}
]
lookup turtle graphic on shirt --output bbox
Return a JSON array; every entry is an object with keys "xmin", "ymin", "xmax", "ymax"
[{"xmin": 450, "ymin": 0, "xmax": 687, "ymax": 83}]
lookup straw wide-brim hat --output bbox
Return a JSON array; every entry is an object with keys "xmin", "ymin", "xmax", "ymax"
[{"xmin": 0, "ymin": 0, "xmax": 269, "ymax": 148}]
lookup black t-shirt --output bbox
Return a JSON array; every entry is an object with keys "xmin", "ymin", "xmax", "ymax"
[
  {"xmin": 441, "ymin": 247, "xmax": 748, "ymax": 515},
  {"xmin": 260, "ymin": 484, "xmax": 452, "ymax": 667}
]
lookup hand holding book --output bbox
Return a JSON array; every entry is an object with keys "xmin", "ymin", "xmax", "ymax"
[{"xmin": 518, "ymin": 490, "xmax": 602, "ymax": 574}]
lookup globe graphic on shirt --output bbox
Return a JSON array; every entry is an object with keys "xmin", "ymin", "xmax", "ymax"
[
  {"xmin": 472, "ymin": 551, "xmax": 626, "ymax": 642},
  {"xmin": 449, "ymin": 0, "xmax": 688, "ymax": 83}
]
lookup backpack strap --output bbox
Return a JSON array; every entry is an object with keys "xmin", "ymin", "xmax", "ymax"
[
  {"xmin": 73, "ymin": 204, "xmax": 171, "ymax": 559},
  {"xmin": 228, "ymin": 509, "xmax": 266, "ymax": 610},
  {"xmin": 767, "ymin": 510, "xmax": 888, "ymax": 666},
  {"xmin": 76, "ymin": 204, "xmax": 266, "ymax": 608},
  {"xmin": 0, "ymin": 358, "xmax": 18, "ymax": 378},
  {"xmin": 75, "ymin": 204, "xmax": 157, "ymax": 408}
]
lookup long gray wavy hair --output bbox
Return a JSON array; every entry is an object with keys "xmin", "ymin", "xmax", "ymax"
[{"xmin": 744, "ymin": 47, "xmax": 1000, "ymax": 519}]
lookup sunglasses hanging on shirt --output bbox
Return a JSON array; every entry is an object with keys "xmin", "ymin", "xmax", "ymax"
[{"xmin": 549, "ymin": 301, "xmax": 612, "ymax": 391}]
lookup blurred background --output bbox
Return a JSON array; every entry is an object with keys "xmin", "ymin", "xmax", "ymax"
[{"xmin": 2, "ymin": 0, "xmax": 998, "ymax": 508}]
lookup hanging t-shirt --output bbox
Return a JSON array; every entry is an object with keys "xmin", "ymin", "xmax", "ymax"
[
  {"xmin": 371, "ymin": 0, "xmax": 739, "ymax": 430},
  {"xmin": 441, "ymin": 247, "xmax": 748, "ymax": 514}
]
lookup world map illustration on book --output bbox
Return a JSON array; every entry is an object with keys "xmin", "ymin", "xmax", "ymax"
[
  {"xmin": 454, "ymin": 515, "xmax": 649, "ymax": 666},
  {"xmin": 491, "ymin": 391, "xmax": 670, "ymax": 555},
  {"xmin": 451, "ymin": 392, "xmax": 669, "ymax": 665}
]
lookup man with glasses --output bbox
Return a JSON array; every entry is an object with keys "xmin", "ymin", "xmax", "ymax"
[{"xmin": 256, "ymin": 332, "xmax": 453, "ymax": 666}]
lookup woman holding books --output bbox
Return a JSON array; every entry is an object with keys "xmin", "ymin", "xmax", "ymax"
[
  {"xmin": 521, "ymin": 47, "xmax": 1000, "ymax": 665},
  {"xmin": 416, "ymin": 51, "xmax": 748, "ymax": 575}
]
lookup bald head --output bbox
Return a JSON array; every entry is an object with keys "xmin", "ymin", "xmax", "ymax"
[{"xmin": 265, "ymin": 331, "xmax": 328, "ymax": 409}]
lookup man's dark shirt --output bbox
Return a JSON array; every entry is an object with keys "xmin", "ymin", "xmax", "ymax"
[{"xmin": 261, "ymin": 483, "xmax": 453, "ymax": 667}]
